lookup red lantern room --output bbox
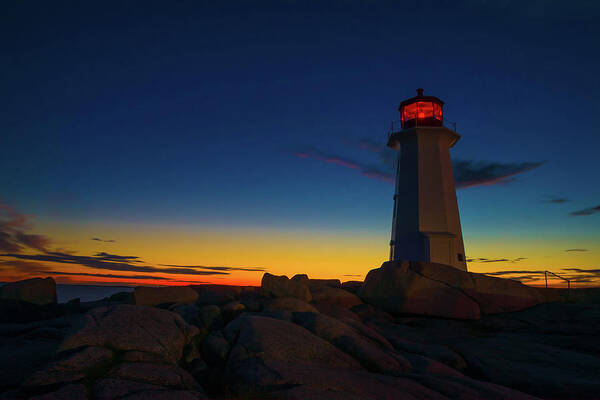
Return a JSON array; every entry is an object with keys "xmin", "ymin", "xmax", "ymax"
[{"xmin": 399, "ymin": 88, "xmax": 444, "ymax": 129}]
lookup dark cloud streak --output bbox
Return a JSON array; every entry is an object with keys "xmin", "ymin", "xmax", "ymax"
[
  {"xmin": 295, "ymin": 145, "xmax": 544, "ymax": 189},
  {"xmin": 160, "ymin": 264, "xmax": 266, "ymax": 272},
  {"xmin": 0, "ymin": 252, "xmax": 231, "ymax": 276},
  {"xmin": 92, "ymin": 237, "xmax": 116, "ymax": 243},
  {"xmin": 570, "ymin": 205, "xmax": 600, "ymax": 216}
]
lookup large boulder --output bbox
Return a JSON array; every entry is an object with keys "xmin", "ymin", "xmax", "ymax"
[
  {"xmin": 292, "ymin": 312, "xmax": 410, "ymax": 375},
  {"xmin": 359, "ymin": 261, "xmax": 480, "ymax": 319},
  {"xmin": 261, "ymin": 273, "xmax": 311, "ymax": 301},
  {"xmin": 59, "ymin": 305, "xmax": 199, "ymax": 364},
  {"xmin": 0, "ymin": 277, "xmax": 56, "ymax": 306},
  {"xmin": 359, "ymin": 261, "xmax": 544, "ymax": 319},
  {"xmin": 134, "ymin": 286, "xmax": 198, "ymax": 306},
  {"xmin": 222, "ymin": 315, "xmax": 362, "ymax": 394}
]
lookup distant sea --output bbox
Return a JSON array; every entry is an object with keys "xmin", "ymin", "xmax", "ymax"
[
  {"xmin": 0, "ymin": 282, "xmax": 134, "ymax": 303},
  {"xmin": 56, "ymin": 285, "xmax": 134, "ymax": 303}
]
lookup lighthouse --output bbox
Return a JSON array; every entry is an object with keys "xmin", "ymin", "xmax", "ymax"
[{"xmin": 387, "ymin": 89, "xmax": 467, "ymax": 271}]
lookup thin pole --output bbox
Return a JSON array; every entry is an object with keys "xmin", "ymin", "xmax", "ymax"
[{"xmin": 545, "ymin": 271, "xmax": 548, "ymax": 288}]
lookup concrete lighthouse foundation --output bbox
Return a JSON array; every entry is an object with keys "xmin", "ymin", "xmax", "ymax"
[{"xmin": 388, "ymin": 89, "xmax": 467, "ymax": 271}]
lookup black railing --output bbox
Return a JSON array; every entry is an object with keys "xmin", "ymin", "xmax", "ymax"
[
  {"xmin": 545, "ymin": 270, "xmax": 571, "ymax": 300},
  {"xmin": 387, "ymin": 119, "xmax": 457, "ymax": 135}
]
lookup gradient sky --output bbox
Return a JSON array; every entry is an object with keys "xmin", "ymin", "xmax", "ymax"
[{"xmin": 1, "ymin": 1, "xmax": 600, "ymax": 288}]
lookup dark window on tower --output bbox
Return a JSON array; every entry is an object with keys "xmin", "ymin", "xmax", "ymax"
[{"xmin": 457, "ymin": 253, "xmax": 464, "ymax": 262}]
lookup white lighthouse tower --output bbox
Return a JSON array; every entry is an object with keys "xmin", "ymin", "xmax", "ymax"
[{"xmin": 388, "ymin": 89, "xmax": 467, "ymax": 271}]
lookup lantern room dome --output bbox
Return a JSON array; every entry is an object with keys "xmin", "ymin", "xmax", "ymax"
[{"xmin": 399, "ymin": 88, "xmax": 444, "ymax": 129}]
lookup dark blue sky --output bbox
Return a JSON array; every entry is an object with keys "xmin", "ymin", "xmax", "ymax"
[{"xmin": 2, "ymin": 1, "xmax": 600, "ymax": 279}]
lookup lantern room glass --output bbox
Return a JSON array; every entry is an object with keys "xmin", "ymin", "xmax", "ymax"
[{"xmin": 401, "ymin": 101, "xmax": 443, "ymax": 128}]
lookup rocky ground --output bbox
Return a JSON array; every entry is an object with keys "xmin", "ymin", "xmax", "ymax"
[{"xmin": 1, "ymin": 262, "xmax": 599, "ymax": 399}]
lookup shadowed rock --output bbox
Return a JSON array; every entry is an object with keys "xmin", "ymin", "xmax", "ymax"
[
  {"xmin": 359, "ymin": 261, "xmax": 545, "ymax": 319},
  {"xmin": 261, "ymin": 273, "xmax": 311, "ymax": 301},
  {"xmin": 310, "ymin": 286, "xmax": 362, "ymax": 308},
  {"xmin": 134, "ymin": 286, "xmax": 198, "ymax": 307},
  {"xmin": 341, "ymin": 280, "xmax": 363, "ymax": 293},
  {"xmin": 222, "ymin": 315, "xmax": 361, "ymax": 395},
  {"xmin": 0, "ymin": 278, "xmax": 56, "ymax": 306},
  {"xmin": 59, "ymin": 305, "xmax": 198, "ymax": 364},
  {"xmin": 264, "ymin": 297, "xmax": 318, "ymax": 313},
  {"xmin": 25, "ymin": 346, "xmax": 114, "ymax": 387},
  {"xmin": 108, "ymin": 362, "xmax": 201, "ymax": 390},
  {"xmin": 27, "ymin": 383, "xmax": 88, "ymax": 400},
  {"xmin": 293, "ymin": 312, "xmax": 410, "ymax": 375}
]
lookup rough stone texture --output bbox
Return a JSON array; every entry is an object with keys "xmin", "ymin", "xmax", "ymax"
[
  {"xmin": 220, "ymin": 301, "xmax": 245, "ymax": 320},
  {"xmin": 261, "ymin": 273, "xmax": 311, "ymax": 301},
  {"xmin": 134, "ymin": 286, "xmax": 198, "ymax": 306},
  {"xmin": 0, "ymin": 278, "xmax": 57, "ymax": 306},
  {"xmin": 93, "ymin": 378, "xmax": 164, "ymax": 399},
  {"xmin": 25, "ymin": 346, "xmax": 114, "ymax": 386},
  {"xmin": 341, "ymin": 280, "xmax": 363, "ymax": 293},
  {"xmin": 109, "ymin": 362, "xmax": 200, "ymax": 390},
  {"xmin": 224, "ymin": 315, "xmax": 361, "ymax": 369},
  {"xmin": 190, "ymin": 284, "xmax": 256, "ymax": 306},
  {"xmin": 312, "ymin": 302, "xmax": 361, "ymax": 321},
  {"xmin": 118, "ymin": 390, "xmax": 205, "ymax": 400},
  {"xmin": 293, "ymin": 312, "xmax": 410, "ymax": 375},
  {"xmin": 197, "ymin": 305, "xmax": 222, "ymax": 329},
  {"xmin": 351, "ymin": 303, "xmax": 395, "ymax": 324},
  {"xmin": 122, "ymin": 351, "xmax": 166, "ymax": 364},
  {"xmin": 310, "ymin": 286, "xmax": 363, "ymax": 308},
  {"xmin": 223, "ymin": 315, "xmax": 362, "ymax": 394},
  {"xmin": 359, "ymin": 261, "xmax": 480, "ymax": 319},
  {"xmin": 376, "ymin": 327, "xmax": 467, "ymax": 371},
  {"xmin": 307, "ymin": 278, "xmax": 342, "ymax": 289},
  {"xmin": 201, "ymin": 331, "xmax": 230, "ymax": 365},
  {"xmin": 264, "ymin": 297, "xmax": 318, "ymax": 313},
  {"xmin": 0, "ymin": 314, "xmax": 83, "ymax": 391},
  {"xmin": 28, "ymin": 383, "xmax": 88, "ymax": 400},
  {"xmin": 94, "ymin": 378, "xmax": 207, "ymax": 400},
  {"xmin": 59, "ymin": 305, "xmax": 199, "ymax": 364},
  {"xmin": 359, "ymin": 261, "xmax": 544, "ymax": 319},
  {"xmin": 410, "ymin": 262, "xmax": 545, "ymax": 315}
]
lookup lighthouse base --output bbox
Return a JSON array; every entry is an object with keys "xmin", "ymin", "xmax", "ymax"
[{"xmin": 392, "ymin": 231, "xmax": 466, "ymax": 271}]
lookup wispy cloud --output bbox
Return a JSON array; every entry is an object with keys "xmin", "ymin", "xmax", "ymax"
[
  {"xmin": 544, "ymin": 197, "xmax": 570, "ymax": 204},
  {"xmin": 565, "ymin": 248, "xmax": 589, "ymax": 252},
  {"xmin": 92, "ymin": 237, "xmax": 116, "ymax": 243},
  {"xmin": 453, "ymin": 160, "xmax": 544, "ymax": 189},
  {"xmin": 294, "ymin": 142, "xmax": 544, "ymax": 189},
  {"xmin": 294, "ymin": 148, "xmax": 394, "ymax": 184},
  {"xmin": 569, "ymin": 205, "xmax": 600, "ymax": 216},
  {"xmin": 0, "ymin": 203, "xmax": 51, "ymax": 253},
  {"xmin": 483, "ymin": 270, "xmax": 546, "ymax": 276},
  {"xmin": 159, "ymin": 264, "xmax": 266, "ymax": 272},
  {"xmin": 0, "ymin": 252, "xmax": 238, "ymax": 276},
  {"xmin": 466, "ymin": 257, "xmax": 527, "ymax": 263},
  {"xmin": 44, "ymin": 271, "xmax": 172, "ymax": 280}
]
